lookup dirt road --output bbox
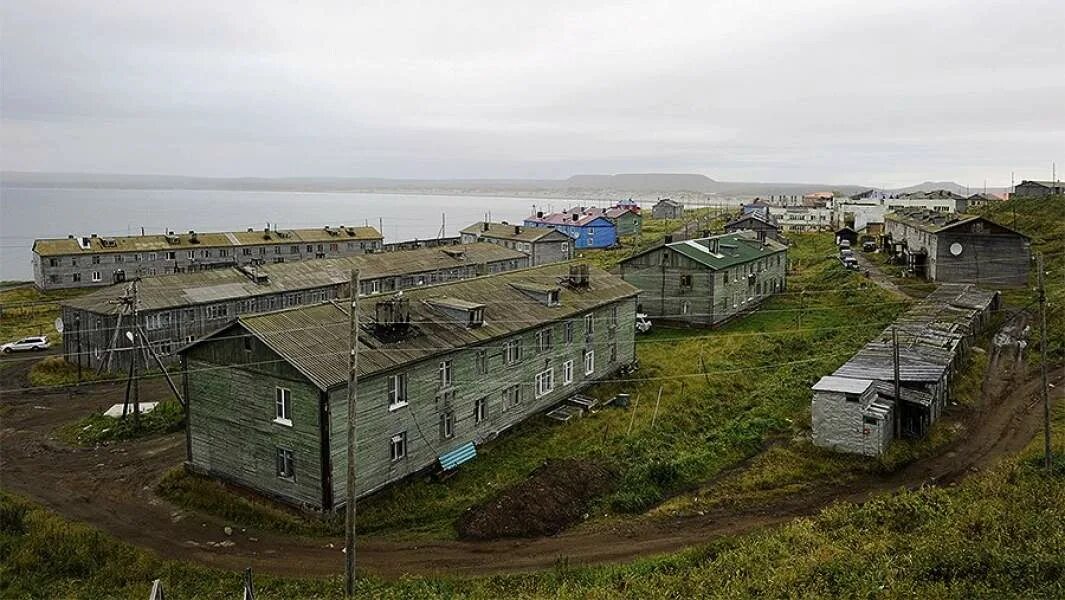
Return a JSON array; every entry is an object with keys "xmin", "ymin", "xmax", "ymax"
[{"xmin": 1, "ymin": 335, "xmax": 1060, "ymax": 579}]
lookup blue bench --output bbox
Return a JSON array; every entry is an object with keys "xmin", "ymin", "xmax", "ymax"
[{"xmin": 438, "ymin": 441, "xmax": 477, "ymax": 472}]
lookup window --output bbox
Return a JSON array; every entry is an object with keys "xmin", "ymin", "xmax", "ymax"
[
  {"xmin": 149, "ymin": 252, "xmax": 158, "ymax": 261},
  {"xmin": 242, "ymin": 248, "xmax": 253, "ymax": 256},
  {"xmin": 48, "ymin": 274, "xmax": 58, "ymax": 284},
  {"xmin": 219, "ymin": 249, "xmax": 230, "ymax": 257},
  {"xmin": 563, "ymin": 321, "xmax": 575, "ymax": 343},
  {"xmin": 584, "ymin": 349, "xmax": 595, "ymax": 375},
  {"xmin": 276, "ymin": 448, "xmax": 294, "ymax": 479},
  {"xmin": 71, "ymin": 257, "xmax": 78, "ymax": 266},
  {"xmin": 610, "ymin": 305, "xmax": 619, "ymax": 327},
  {"xmin": 845, "ymin": 394, "xmax": 859, "ymax": 403},
  {"xmin": 165, "ymin": 251, "xmax": 176, "ymax": 260},
  {"xmin": 390, "ymin": 432, "xmax": 407, "ymax": 461},
  {"xmin": 49, "ymin": 258, "xmax": 58, "ymax": 267},
  {"xmin": 476, "ymin": 349, "xmax": 488, "ymax": 375},
  {"xmin": 563, "ymin": 360, "xmax": 574, "ymax": 384},
  {"xmin": 475, "ymin": 397, "xmax": 487, "ymax": 423},
  {"xmin": 388, "ymin": 373, "xmax": 408, "ymax": 409},
  {"xmin": 329, "ymin": 243, "xmax": 338, "ymax": 252},
  {"xmin": 535, "ymin": 368, "xmax": 554, "ymax": 397},
  {"xmin": 504, "ymin": 339, "xmax": 522, "ymax": 365},
  {"xmin": 610, "ymin": 342, "xmax": 618, "ymax": 363},
  {"xmin": 275, "ymin": 387, "xmax": 292, "ymax": 425},
  {"xmin": 439, "ymin": 360, "xmax": 453, "ymax": 388},
  {"xmin": 440, "ymin": 411, "xmax": 454, "ymax": 439},
  {"xmin": 71, "ymin": 273, "xmax": 81, "ymax": 283},
  {"xmin": 243, "ymin": 334, "xmax": 253, "ymax": 352},
  {"xmin": 502, "ymin": 384, "xmax": 521, "ymax": 409},
  {"xmin": 92, "ymin": 255, "xmax": 101, "ymax": 264},
  {"xmin": 115, "ymin": 254, "xmax": 124, "ymax": 264},
  {"xmin": 679, "ymin": 274, "xmax": 692, "ymax": 287},
  {"xmin": 584, "ymin": 313, "xmax": 594, "ymax": 334},
  {"xmin": 206, "ymin": 304, "xmax": 228, "ymax": 319},
  {"xmin": 289, "ymin": 245, "xmax": 299, "ymax": 254},
  {"xmin": 306, "ymin": 245, "xmax": 314, "ymax": 253},
  {"xmin": 91, "ymin": 271, "xmax": 101, "ymax": 282},
  {"xmin": 537, "ymin": 327, "xmax": 552, "ymax": 352}
]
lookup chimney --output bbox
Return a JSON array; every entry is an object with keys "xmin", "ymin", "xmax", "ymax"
[
  {"xmin": 90, "ymin": 233, "xmax": 98, "ymax": 238},
  {"xmin": 514, "ymin": 225, "xmax": 521, "ymax": 235},
  {"xmin": 482, "ymin": 222, "xmax": 489, "ymax": 232},
  {"xmin": 568, "ymin": 263, "xmax": 590, "ymax": 288},
  {"xmin": 374, "ymin": 296, "xmax": 411, "ymax": 334},
  {"xmin": 537, "ymin": 211, "xmax": 543, "ymax": 218},
  {"xmin": 67, "ymin": 235, "xmax": 74, "ymax": 239},
  {"xmin": 572, "ymin": 213, "xmax": 579, "ymax": 221}
]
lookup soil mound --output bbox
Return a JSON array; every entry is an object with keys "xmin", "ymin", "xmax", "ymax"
[{"xmin": 456, "ymin": 458, "xmax": 616, "ymax": 540}]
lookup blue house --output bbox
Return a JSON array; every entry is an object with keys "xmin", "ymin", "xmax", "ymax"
[{"xmin": 523, "ymin": 211, "xmax": 617, "ymax": 249}]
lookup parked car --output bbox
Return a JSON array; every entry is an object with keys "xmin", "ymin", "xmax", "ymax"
[
  {"xmin": 1, "ymin": 335, "xmax": 50, "ymax": 353},
  {"xmin": 635, "ymin": 313, "xmax": 653, "ymax": 333},
  {"xmin": 838, "ymin": 239, "xmax": 852, "ymax": 249},
  {"xmin": 840, "ymin": 248, "xmax": 855, "ymax": 260},
  {"xmin": 841, "ymin": 256, "xmax": 860, "ymax": 270},
  {"xmin": 862, "ymin": 240, "xmax": 877, "ymax": 252}
]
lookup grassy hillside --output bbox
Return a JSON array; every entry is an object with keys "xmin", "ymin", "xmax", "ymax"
[
  {"xmin": 163, "ymin": 232, "xmax": 907, "ymax": 538},
  {"xmin": 0, "ymin": 285, "xmax": 88, "ymax": 343}
]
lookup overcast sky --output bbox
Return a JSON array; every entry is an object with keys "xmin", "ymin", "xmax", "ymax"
[{"xmin": 2, "ymin": 0, "xmax": 1063, "ymax": 187}]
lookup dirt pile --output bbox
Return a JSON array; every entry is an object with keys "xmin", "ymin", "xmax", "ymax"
[{"xmin": 456, "ymin": 459, "xmax": 616, "ymax": 540}]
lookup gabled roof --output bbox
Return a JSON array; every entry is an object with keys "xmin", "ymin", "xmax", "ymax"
[
  {"xmin": 1017, "ymin": 180, "xmax": 1063, "ymax": 188},
  {"xmin": 62, "ymin": 243, "xmax": 527, "ymax": 314},
  {"xmin": 524, "ymin": 212, "xmax": 615, "ymax": 227},
  {"xmin": 183, "ymin": 263, "xmax": 639, "ymax": 391},
  {"xmin": 725, "ymin": 213, "xmax": 779, "ymax": 229},
  {"xmin": 623, "ymin": 231, "xmax": 787, "ymax": 271},
  {"xmin": 459, "ymin": 222, "xmax": 568, "ymax": 242},
  {"xmin": 33, "ymin": 225, "xmax": 382, "ymax": 257},
  {"xmin": 654, "ymin": 198, "xmax": 682, "ymax": 207},
  {"xmin": 899, "ymin": 189, "xmax": 965, "ymax": 200},
  {"xmin": 885, "ymin": 208, "xmax": 1028, "ymax": 238}
]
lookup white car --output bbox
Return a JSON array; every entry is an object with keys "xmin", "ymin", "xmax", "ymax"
[
  {"xmin": 635, "ymin": 313, "xmax": 653, "ymax": 333},
  {"xmin": 2, "ymin": 335, "xmax": 50, "ymax": 353}
]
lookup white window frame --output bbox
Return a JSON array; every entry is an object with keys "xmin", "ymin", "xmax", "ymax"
[
  {"xmin": 584, "ymin": 312, "xmax": 595, "ymax": 333},
  {"xmin": 91, "ymin": 271, "xmax": 101, "ymax": 282},
  {"xmin": 441, "ymin": 411, "xmax": 454, "ymax": 439},
  {"xmin": 388, "ymin": 373, "xmax": 408, "ymax": 410},
  {"xmin": 274, "ymin": 387, "xmax": 292, "ymax": 426},
  {"xmin": 535, "ymin": 368, "xmax": 554, "ymax": 398},
  {"xmin": 439, "ymin": 359, "xmax": 453, "ymax": 388},
  {"xmin": 563, "ymin": 360, "xmax": 574, "ymax": 385},
  {"xmin": 390, "ymin": 432, "xmax": 407, "ymax": 461},
  {"xmin": 584, "ymin": 349, "xmax": 595, "ymax": 376}
]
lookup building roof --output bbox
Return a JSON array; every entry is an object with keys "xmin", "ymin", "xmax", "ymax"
[
  {"xmin": 188, "ymin": 263, "xmax": 639, "ymax": 390},
  {"xmin": 812, "ymin": 376, "xmax": 874, "ymax": 394},
  {"xmin": 827, "ymin": 284, "xmax": 997, "ymax": 385},
  {"xmin": 585, "ymin": 206, "xmax": 640, "ymax": 219},
  {"xmin": 62, "ymin": 243, "xmax": 527, "ymax": 314},
  {"xmin": 524, "ymin": 212, "xmax": 615, "ymax": 227},
  {"xmin": 459, "ymin": 222, "xmax": 566, "ymax": 242},
  {"xmin": 33, "ymin": 225, "xmax": 382, "ymax": 257},
  {"xmin": 652, "ymin": 232, "xmax": 787, "ymax": 271},
  {"xmin": 654, "ymin": 198, "xmax": 682, "ymax": 207},
  {"xmin": 1017, "ymin": 180, "xmax": 1063, "ymax": 188},
  {"xmin": 966, "ymin": 192, "xmax": 1002, "ymax": 201},
  {"xmin": 899, "ymin": 189, "xmax": 965, "ymax": 200},
  {"xmin": 724, "ymin": 213, "xmax": 779, "ymax": 230},
  {"xmin": 885, "ymin": 208, "xmax": 1028, "ymax": 238}
]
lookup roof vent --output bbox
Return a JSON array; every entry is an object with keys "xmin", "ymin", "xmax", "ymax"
[
  {"xmin": 165, "ymin": 233, "xmax": 180, "ymax": 244},
  {"xmin": 426, "ymin": 297, "xmax": 486, "ymax": 328},
  {"xmin": 188, "ymin": 231, "xmax": 200, "ymax": 244},
  {"xmin": 568, "ymin": 264, "xmax": 590, "ymax": 288},
  {"xmin": 237, "ymin": 265, "xmax": 269, "ymax": 285},
  {"xmin": 101, "ymin": 238, "xmax": 118, "ymax": 248},
  {"xmin": 514, "ymin": 225, "xmax": 521, "ymax": 235},
  {"xmin": 442, "ymin": 248, "xmax": 465, "ymax": 259},
  {"xmin": 262, "ymin": 227, "xmax": 272, "ymax": 240},
  {"xmin": 78, "ymin": 236, "xmax": 91, "ymax": 249},
  {"xmin": 482, "ymin": 222, "xmax": 490, "ymax": 232},
  {"xmin": 374, "ymin": 295, "xmax": 411, "ymax": 334},
  {"xmin": 572, "ymin": 213, "xmax": 580, "ymax": 221},
  {"xmin": 345, "ymin": 227, "xmax": 356, "ymax": 236}
]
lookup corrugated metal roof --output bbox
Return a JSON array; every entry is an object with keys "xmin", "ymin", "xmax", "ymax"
[
  {"xmin": 885, "ymin": 209, "xmax": 1027, "ymax": 238},
  {"xmin": 459, "ymin": 222, "xmax": 563, "ymax": 242},
  {"xmin": 33, "ymin": 225, "xmax": 382, "ymax": 256},
  {"xmin": 525, "ymin": 212, "xmax": 614, "ymax": 227},
  {"xmin": 227, "ymin": 263, "xmax": 639, "ymax": 390},
  {"xmin": 62, "ymin": 243, "xmax": 527, "ymax": 314},
  {"xmin": 662, "ymin": 232, "xmax": 787, "ymax": 271}
]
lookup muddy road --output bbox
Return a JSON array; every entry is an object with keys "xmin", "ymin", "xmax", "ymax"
[{"xmin": 1, "ymin": 334, "xmax": 1060, "ymax": 579}]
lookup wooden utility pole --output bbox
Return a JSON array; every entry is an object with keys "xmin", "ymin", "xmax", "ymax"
[
  {"xmin": 892, "ymin": 326, "xmax": 901, "ymax": 439},
  {"xmin": 1037, "ymin": 253, "xmax": 1051, "ymax": 470},
  {"xmin": 344, "ymin": 269, "xmax": 360, "ymax": 598},
  {"xmin": 131, "ymin": 280, "xmax": 141, "ymax": 428}
]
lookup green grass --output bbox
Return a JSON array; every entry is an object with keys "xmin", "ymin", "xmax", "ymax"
[
  {"xmin": 26, "ymin": 355, "xmax": 104, "ymax": 388},
  {"xmin": 161, "ymin": 232, "xmax": 909, "ymax": 539},
  {"xmin": 3, "ymin": 402, "xmax": 1064, "ymax": 598},
  {"xmin": 0, "ymin": 285, "xmax": 89, "ymax": 343},
  {"xmin": 54, "ymin": 400, "xmax": 185, "ymax": 447},
  {"xmin": 580, "ymin": 208, "xmax": 726, "ymax": 271}
]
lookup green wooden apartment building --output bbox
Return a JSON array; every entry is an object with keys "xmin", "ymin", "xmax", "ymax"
[{"xmin": 178, "ymin": 263, "xmax": 639, "ymax": 511}]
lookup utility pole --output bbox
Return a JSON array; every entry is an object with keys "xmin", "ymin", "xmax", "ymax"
[
  {"xmin": 1037, "ymin": 253, "xmax": 1051, "ymax": 470},
  {"xmin": 892, "ymin": 326, "xmax": 901, "ymax": 439},
  {"xmin": 344, "ymin": 269, "xmax": 360, "ymax": 598},
  {"xmin": 75, "ymin": 313, "xmax": 82, "ymax": 387},
  {"xmin": 131, "ymin": 280, "xmax": 141, "ymax": 429}
]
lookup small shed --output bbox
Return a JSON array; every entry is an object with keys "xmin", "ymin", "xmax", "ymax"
[
  {"xmin": 835, "ymin": 226, "xmax": 858, "ymax": 247},
  {"xmin": 651, "ymin": 199, "xmax": 684, "ymax": 220}
]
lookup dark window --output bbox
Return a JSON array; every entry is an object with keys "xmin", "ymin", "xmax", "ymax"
[
  {"xmin": 475, "ymin": 397, "xmax": 487, "ymax": 423},
  {"xmin": 563, "ymin": 321, "xmax": 574, "ymax": 343},
  {"xmin": 276, "ymin": 448, "xmax": 294, "ymax": 479},
  {"xmin": 243, "ymin": 334, "xmax": 253, "ymax": 353},
  {"xmin": 440, "ymin": 411, "xmax": 454, "ymax": 440},
  {"xmin": 679, "ymin": 274, "xmax": 692, "ymax": 287},
  {"xmin": 476, "ymin": 349, "xmax": 488, "ymax": 374},
  {"xmin": 388, "ymin": 373, "xmax": 408, "ymax": 408}
]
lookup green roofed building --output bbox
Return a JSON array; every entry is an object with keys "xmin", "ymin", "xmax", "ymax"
[
  {"xmin": 618, "ymin": 231, "xmax": 788, "ymax": 326},
  {"xmin": 178, "ymin": 263, "xmax": 638, "ymax": 511}
]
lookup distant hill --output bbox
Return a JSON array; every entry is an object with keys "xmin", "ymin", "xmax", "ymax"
[
  {"xmin": 885, "ymin": 181, "xmax": 1009, "ymax": 196},
  {"xmin": 0, "ymin": 170, "xmax": 1003, "ymax": 199}
]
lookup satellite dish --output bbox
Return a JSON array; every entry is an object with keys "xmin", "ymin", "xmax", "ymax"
[
  {"xmin": 949, "ymin": 242, "xmax": 963, "ymax": 256},
  {"xmin": 54, "ymin": 317, "xmax": 64, "ymax": 333}
]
